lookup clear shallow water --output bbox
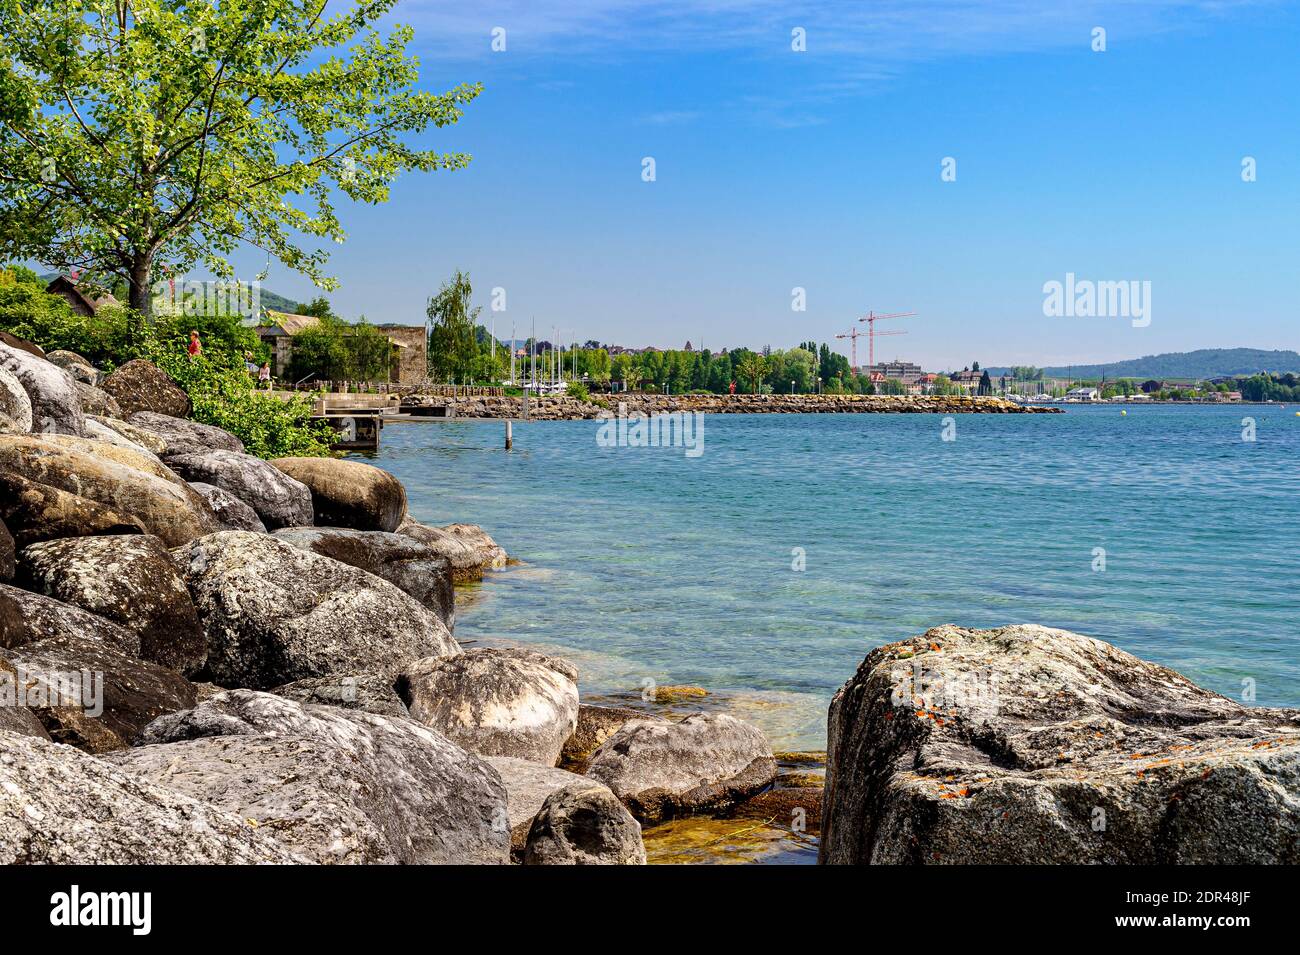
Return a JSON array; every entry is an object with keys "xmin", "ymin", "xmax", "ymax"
[{"xmin": 367, "ymin": 405, "xmax": 1300, "ymax": 751}]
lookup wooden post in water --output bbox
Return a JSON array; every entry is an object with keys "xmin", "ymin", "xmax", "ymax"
[{"xmin": 505, "ymin": 419, "xmax": 513, "ymax": 450}]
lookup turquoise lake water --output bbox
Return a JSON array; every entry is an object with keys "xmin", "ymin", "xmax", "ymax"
[{"xmin": 368, "ymin": 404, "xmax": 1299, "ymax": 751}]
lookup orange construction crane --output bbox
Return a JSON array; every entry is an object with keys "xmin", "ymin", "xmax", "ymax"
[{"xmin": 858, "ymin": 310, "xmax": 916, "ymax": 368}]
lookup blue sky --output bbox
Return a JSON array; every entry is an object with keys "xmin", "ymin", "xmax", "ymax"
[{"xmin": 240, "ymin": 0, "xmax": 1300, "ymax": 370}]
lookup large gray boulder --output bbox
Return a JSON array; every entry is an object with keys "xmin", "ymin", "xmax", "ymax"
[
  {"xmin": 525, "ymin": 782, "xmax": 646, "ymax": 866},
  {"xmin": 0, "ymin": 729, "xmax": 299, "ymax": 863},
  {"xmin": 45, "ymin": 350, "xmax": 98, "ymax": 384},
  {"xmin": 114, "ymin": 690, "xmax": 510, "ymax": 864},
  {"xmin": 400, "ymin": 647, "xmax": 578, "ymax": 765},
  {"xmin": 561, "ymin": 703, "xmax": 666, "ymax": 771},
  {"xmin": 0, "ymin": 366, "xmax": 33, "ymax": 433},
  {"xmin": 82, "ymin": 416, "xmax": 158, "ymax": 457},
  {"xmin": 273, "ymin": 526, "xmax": 454, "ymax": 630},
  {"xmin": 485, "ymin": 755, "xmax": 642, "ymax": 864},
  {"xmin": 190, "ymin": 482, "xmax": 267, "ymax": 532},
  {"xmin": 820, "ymin": 624, "xmax": 1300, "ymax": 865},
  {"xmin": 74, "ymin": 380, "xmax": 121, "ymax": 418},
  {"xmin": 271, "ymin": 457, "xmax": 407, "ymax": 532},
  {"xmin": 88, "ymin": 415, "xmax": 168, "ymax": 455},
  {"xmin": 4, "ymin": 633, "xmax": 196, "ymax": 753},
  {"xmin": 17, "ymin": 534, "xmax": 206, "ymax": 675},
  {"xmin": 396, "ymin": 517, "xmax": 508, "ymax": 582},
  {"xmin": 127, "ymin": 410, "xmax": 244, "ymax": 458},
  {"xmin": 101, "ymin": 359, "xmax": 190, "ymax": 418},
  {"xmin": 0, "ymin": 582, "xmax": 140, "ymax": 656},
  {"xmin": 0, "ymin": 341, "xmax": 85, "ymax": 435},
  {"xmin": 167, "ymin": 449, "xmax": 312, "ymax": 529},
  {"xmin": 0, "ymin": 434, "xmax": 217, "ymax": 546},
  {"xmin": 0, "ymin": 470, "xmax": 145, "ymax": 548},
  {"xmin": 174, "ymin": 531, "xmax": 458, "ymax": 690},
  {"xmin": 271, "ymin": 673, "xmax": 409, "ymax": 719},
  {"xmin": 585, "ymin": 712, "xmax": 778, "ymax": 824}
]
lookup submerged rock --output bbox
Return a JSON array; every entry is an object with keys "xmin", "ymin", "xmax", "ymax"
[
  {"xmin": 585, "ymin": 712, "xmax": 778, "ymax": 824},
  {"xmin": 271, "ymin": 457, "xmax": 407, "ymax": 532},
  {"xmin": 396, "ymin": 518, "xmax": 508, "ymax": 582},
  {"xmin": 0, "ymin": 470, "xmax": 145, "ymax": 548},
  {"xmin": 820, "ymin": 624, "xmax": 1300, "ymax": 864},
  {"xmin": 400, "ymin": 647, "xmax": 579, "ymax": 765},
  {"xmin": 17, "ymin": 534, "xmax": 206, "ymax": 675},
  {"xmin": 0, "ymin": 434, "xmax": 216, "ymax": 546},
  {"xmin": 4, "ymin": 633, "xmax": 195, "ymax": 753},
  {"xmin": 117, "ymin": 690, "xmax": 510, "ymax": 864},
  {"xmin": 0, "ymin": 342, "xmax": 85, "ymax": 435},
  {"xmin": 101, "ymin": 359, "xmax": 190, "ymax": 418},
  {"xmin": 168, "ymin": 449, "xmax": 312, "ymax": 530},
  {"xmin": 175, "ymin": 531, "xmax": 457, "ymax": 690},
  {"xmin": 273, "ymin": 526, "xmax": 454, "ymax": 630},
  {"xmin": 127, "ymin": 411, "xmax": 243, "ymax": 458},
  {"xmin": 0, "ymin": 729, "xmax": 298, "ymax": 863},
  {"xmin": 190, "ymin": 482, "xmax": 267, "ymax": 532},
  {"xmin": 524, "ymin": 782, "xmax": 646, "ymax": 866}
]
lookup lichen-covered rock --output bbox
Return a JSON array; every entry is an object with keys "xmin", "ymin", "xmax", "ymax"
[
  {"xmin": 74, "ymin": 380, "xmax": 121, "ymax": 418},
  {"xmin": 167, "ymin": 450, "xmax": 312, "ymax": 529},
  {"xmin": 273, "ymin": 526, "xmax": 453, "ymax": 630},
  {"xmin": 0, "ymin": 729, "xmax": 299, "ymax": 863},
  {"xmin": 820, "ymin": 624, "xmax": 1300, "ymax": 865},
  {"xmin": 271, "ymin": 673, "xmax": 409, "ymax": 718},
  {"xmin": 0, "ymin": 657, "xmax": 49, "ymax": 739},
  {"xmin": 4, "ymin": 633, "xmax": 196, "ymax": 753},
  {"xmin": 17, "ymin": 534, "xmax": 205, "ymax": 676},
  {"xmin": 525, "ymin": 782, "xmax": 646, "ymax": 865},
  {"xmin": 0, "ymin": 582, "xmax": 140, "ymax": 656},
  {"xmin": 400, "ymin": 647, "xmax": 578, "ymax": 765},
  {"xmin": 189, "ymin": 482, "xmax": 267, "ymax": 532},
  {"xmin": 115, "ymin": 690, "xmax": 510, "ymax": 864},
  {"xmin": 0, "ymin": 342, "xmax": 85, "ymax": 436},
  {"xmin": 0, "ymin": 517, "xmax": 11, "ymax": 583},
  {"xmin": 561, "ymin": 703, "xmax": 667, "ymax": 771},
  {"xmin": 35, "ymin": 432, "xmax": 183, "ymax": 486},
  {"xmin": 45, "ymin": 350, "xmax": 99, "ymax": 385},
  {"xmin": 174, "ymin": 531, "xmax": 458, "ymax": 690},
  {"xmin": 270, "ymin": 457, "xmax": 407, "ymax": 532},
  {"xmin": 585, "ymin": 713, "xmax": 778, "ymax": 824},
  {"xmin": 0, "ymin": 366, "xmax": 33, "ymax": 434},
  {"xmin": 0, "ymin": 434, "xmax": 216, "ymax": 546},
  {"xmin": 127, "ymin": 411, "xmax": 243, "ymax": 458},
  {"xmin": 88, "ymin": 415, "xmax": 168, "ymax": 455},
  {"xmin": 0, "ymin": 471, "xmax": 145, "ymax": 548},
  {"xmin": 101, "ymin": 359, "xmax": 191, "ymax": 418},
  {"xmin": 396, "ymin": 518, "xmax": 508, "ymax": 582}
]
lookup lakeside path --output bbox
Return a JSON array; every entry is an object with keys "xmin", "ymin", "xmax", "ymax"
[{"xmin": 395, "ymin": 393, "xmax": 1063, "ymax": 420}]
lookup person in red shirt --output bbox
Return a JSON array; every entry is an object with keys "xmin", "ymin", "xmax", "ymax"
[
  {"xmin": 728, "ymin": 379, "xmax": 736, "ymax": 395},
  {"xmin": 187, "ymin": 330, "xmax": 202, "ymax": 359}
]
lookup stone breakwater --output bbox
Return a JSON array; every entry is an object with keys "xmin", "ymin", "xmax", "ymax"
[
  {"xmin": 403, "ymin": 392, "xmax": 1062, "ymax": 420},
  {"xmin": 3, "ymin": 334, "xmax": 1292, "ymax": 866}
]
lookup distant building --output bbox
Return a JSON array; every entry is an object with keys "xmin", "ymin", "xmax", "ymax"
[
  {"xmin": 950, "ymin": 368, "xmax": 982, "ymax": 392},
  {"xmin": 46, "ymin": 276, "xmax": 120, "ymax": 316},
  {"xmin": 1140, "ymin": 379, "xmax": 1163, "ymax": 393},
  {"xmin": 865, "ymin": 360, "xmax": 923, "ymax": 381},
  {"xmin": 1065, "ymin": 387, "xmax": 1101, "ymax": 401},
  {"xmin": 255, "ymin": 311, "xmax": 427, "ymax": 384}
]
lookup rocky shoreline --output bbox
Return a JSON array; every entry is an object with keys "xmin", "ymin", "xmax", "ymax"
[
  {"xmin": 3, "ymin": 335, "xmax": 1293, "ymax": 865},
  {"xmin": 402, "ymin": 392, "xmax": 1063, "ymax": 420}
]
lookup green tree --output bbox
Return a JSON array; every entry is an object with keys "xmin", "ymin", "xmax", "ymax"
[
  {"xmin": 736, "ymin": 352, "xmax": 767, "ymax": 394},
  {"xmin": 0, "ymin": 1, "xmax": 479, "ymax": 314},
  {"xmin": 427, "ymin": 270, "xmax": 480, "ymax": 382}
]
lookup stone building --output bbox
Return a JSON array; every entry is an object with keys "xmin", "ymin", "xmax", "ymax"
[{"xmin": 255, "ymin": 311, "xmax": 428, "ymax": 385}]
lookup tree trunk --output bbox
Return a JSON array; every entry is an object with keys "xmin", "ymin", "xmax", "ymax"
[{"xmin": 127, "ymin": 254, "xmax": 154, "ymax": 318}]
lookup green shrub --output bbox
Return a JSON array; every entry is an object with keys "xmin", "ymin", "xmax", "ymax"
[{"xmin": 565, "ymin": 381, "xmax": 591, "ymax": 402}]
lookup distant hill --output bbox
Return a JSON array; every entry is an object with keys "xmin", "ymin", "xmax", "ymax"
[{"xmin": 987, "ymin": 348, "xmax": 1300, "ymax": 380}]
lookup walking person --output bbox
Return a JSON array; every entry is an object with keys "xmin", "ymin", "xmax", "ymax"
[{"xmin": 187, "ymin": 329, "xmax": 202, "ymax": 359}]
